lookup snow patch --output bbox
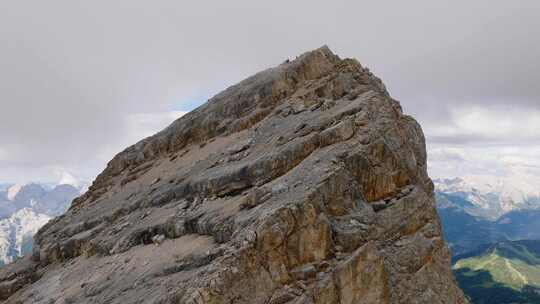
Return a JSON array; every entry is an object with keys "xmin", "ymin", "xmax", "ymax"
[
  {"xmin": 6, "ymin": 184, "xmax": 23, "ymax": 201},
  {"xmin": 435, "ymin": 174, "xmax": 540, "ymax": 217},
  {"xmin": 58, "ymin": 171, "xmax": 80, "ymax": 188},
  {"xmin": 0, "ymin": 208, "xmax": 51, "ymax": 264}
]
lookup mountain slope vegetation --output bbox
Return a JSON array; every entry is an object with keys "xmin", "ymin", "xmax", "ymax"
[
  {"xmin": 453, "ymin": 240, "xmax": 540, "ymax": 303},
  {"xmin": 436, "ymin": 189, "xmax": 540, "ymax": 257}
]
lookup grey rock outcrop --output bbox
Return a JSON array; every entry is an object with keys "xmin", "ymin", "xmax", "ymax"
[{"xmin": 0, "ymin": 46, "xmax": 467, "ymax": 303}]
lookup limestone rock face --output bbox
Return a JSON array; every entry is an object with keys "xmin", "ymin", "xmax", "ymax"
[{"xmin": 0, "ymin": 47, "xmax": 467, "ymax": 303}]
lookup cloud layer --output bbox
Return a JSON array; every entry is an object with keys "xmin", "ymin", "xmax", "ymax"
[
  {"xmin": 425, "ymin": 106, "xmax": 540, "ymax": 181},
  {"xmin": 0, "ymin": 1, "xmax": 538, "ymax": 184}
]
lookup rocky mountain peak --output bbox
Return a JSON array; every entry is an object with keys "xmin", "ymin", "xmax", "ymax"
[
  {"xmin": 77, "ymin": 46, "xmax": 388, "ymax": 208},
  {"xmin": 0, "ymin": 47, "xmax": 466, "ymax": 303}
]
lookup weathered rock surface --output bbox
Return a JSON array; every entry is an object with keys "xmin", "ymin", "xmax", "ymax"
[{"xmin": 0, "ymin": 46, "xmax": 467, "ymax": 303}]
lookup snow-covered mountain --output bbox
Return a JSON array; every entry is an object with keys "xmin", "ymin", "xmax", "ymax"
[
  {"xmin": 434, "ymin": 176, "xmax": 540, "ymax": 219},
  {"xmin": 0, "ymin": 182, "xmax": 82, "ymax": 265},
  {"xmin": 435, "ymin": 176, "xmax": 540, "ymax": 256},
  {"xmin": 0, "ymin": 208, "xmax": 51, "ymax": 265}
]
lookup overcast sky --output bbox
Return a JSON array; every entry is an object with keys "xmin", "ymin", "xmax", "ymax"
[{"xmin": 1, "ymin": 1, "xmax": 539, "ymax": 185}]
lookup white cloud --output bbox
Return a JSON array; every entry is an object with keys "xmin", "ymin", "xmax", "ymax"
[
  {"xmin": 428, "ymin": 147, "xmax": 466, "ymax": 162},
  {"xmin": 96, "ymin": 111, "xmax": 187, "ymax": 163},
  {"xmin": 54, "ymin": 169, "xmax": 80, "ymax": 187},
  {"xmin": 422, "ymin": 103, "xmax": 540, "ymax": 184},
  {"xmin": 125, "ymin": 111, "xmax": 187, "ymax": 141},
  {"xmin": 425, "ymin": 105, "xmax": 540, "ymax": 142},
  {"xmin": 427, "ymin": 143, "xmax": 540, "ymax": 183},
  {"xmin": 0, "ymin": 111, "xmax": 186, "ymax": 184}
]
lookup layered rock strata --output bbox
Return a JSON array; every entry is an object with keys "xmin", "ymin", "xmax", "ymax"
[{"xmin": 0, "ymin": 46, "xmax": 467, "ymax": 304}]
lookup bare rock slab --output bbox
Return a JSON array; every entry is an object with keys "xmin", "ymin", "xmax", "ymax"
[{"xmin": 0, "ymin": 46, "xmax": 467, "ymax": 304}]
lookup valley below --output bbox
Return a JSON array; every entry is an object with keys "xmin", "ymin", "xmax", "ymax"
[{"xmin": 436, "ymin": 178, "xmax": 540, "ymax": 303}]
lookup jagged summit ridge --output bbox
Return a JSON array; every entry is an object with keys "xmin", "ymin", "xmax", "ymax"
[
  {"xmin": 80, "ymin": 46, "xmax": 387, "ymax": 204},
  {"xmin": 0, "ymin": 47, "xmax": 466, "ymax": 303}
]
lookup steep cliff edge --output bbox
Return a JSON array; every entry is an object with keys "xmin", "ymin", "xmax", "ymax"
[{"xmin": 0, "ymin": 47, "xmax": 467, "ymax": 303}]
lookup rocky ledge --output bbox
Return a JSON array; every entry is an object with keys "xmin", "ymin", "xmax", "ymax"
[{"xmin": 0, "ymin": 46, "xmax": 467, "ymax": 303}]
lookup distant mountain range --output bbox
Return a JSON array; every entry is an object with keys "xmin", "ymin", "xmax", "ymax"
[
  {"xmin": 434, "ymin": 177, "xmax": 540, "ymax": 220},
  {"xmin": 0, "ymin": 182, "xmax": 82, "ymax": 265},
  {"xmin": 435, "ymin": 177, "xmax": 540, "ymax": 256},
  {"xmin": 435, "ymin": 177, "xmax": 540, "ymax": 303}
]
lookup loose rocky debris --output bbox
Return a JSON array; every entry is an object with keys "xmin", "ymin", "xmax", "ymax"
[
  {"xmin": 151, "ymin": 234, "xmax": 166, "ymax": 245},
  {"xmin": 0, "ymin": 46, "xmax": 467, "ymax": 303}
]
